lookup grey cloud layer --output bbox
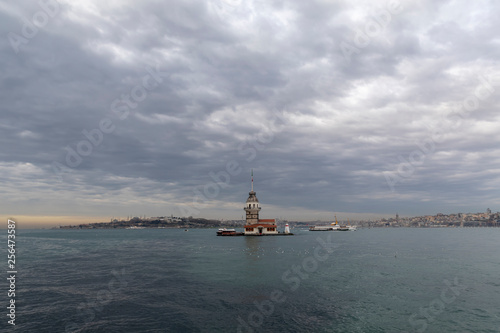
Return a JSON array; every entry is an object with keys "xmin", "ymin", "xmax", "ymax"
[{"xmin": 1, "ymin": 0, "xmax": 499, "ymax": 220}]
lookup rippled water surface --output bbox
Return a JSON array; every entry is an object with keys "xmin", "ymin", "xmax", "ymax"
[{"xmin": 10, "ymin": 228, "xmax": 500, "ymax": 332}]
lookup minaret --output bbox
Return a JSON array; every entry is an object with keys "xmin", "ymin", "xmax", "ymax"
[{"xmin": 244, "ymin": 169, "xmax": 261, "ymax": 225}]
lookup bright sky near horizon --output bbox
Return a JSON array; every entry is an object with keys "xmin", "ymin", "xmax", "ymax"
[{"xmin": 1, "ymin": 0, "xmax": 499, "ymax": 227}]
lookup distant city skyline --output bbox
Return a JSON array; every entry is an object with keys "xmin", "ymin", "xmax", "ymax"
[
  {"xmin": 8, "ymin": 207, "xmax": 499, "ymax": 229},
  {"xmin": 2, "ymin": 0, "xmax": 500, "ymax": 227}
]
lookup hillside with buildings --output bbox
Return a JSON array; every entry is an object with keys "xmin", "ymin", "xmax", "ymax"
[
  {"xmin": 57, "ymin": 209, "xmax": 499, "ymax": 229},
  {"xmin": 58, "ymin": 216, "xmax": 245, "ymax": 229},
  {"xmin": 352, "ymin": 209, "xmax": 500, "ymax": 228}
]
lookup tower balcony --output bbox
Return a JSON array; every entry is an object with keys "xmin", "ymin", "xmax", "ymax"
[{"xmin": 243, "ymin": 206, "xmax": 261, "ymax": 210}]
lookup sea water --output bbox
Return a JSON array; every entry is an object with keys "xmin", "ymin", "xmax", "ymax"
[{"xmin": 7, "ymin": 228, "xmax": 500, "ymax": 332}]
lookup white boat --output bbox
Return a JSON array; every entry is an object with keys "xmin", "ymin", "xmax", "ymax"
[
  {"xmin": 309, "ymin": 215, "xmax": 356, "ymax": 231},
  {"xmin": 217, "ymin": 228, "xmax": 235, "ymax": 232},
  {"xmin": 216, "ymin": 228, "xmax": 243, "ymax": 236},
  {"xmin": 126, "ymin": 226, "xmax": 145, "ymax": 229}
]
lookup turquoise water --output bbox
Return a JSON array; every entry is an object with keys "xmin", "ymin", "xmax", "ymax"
[{"xmin": 8, "ymin": 228, "xmax": 500, "ymax": 332}]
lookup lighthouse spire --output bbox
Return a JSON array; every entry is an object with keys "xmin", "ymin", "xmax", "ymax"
[{"xmin": 251, "ymin": 169, "xmax": 253, "ymax": 192}]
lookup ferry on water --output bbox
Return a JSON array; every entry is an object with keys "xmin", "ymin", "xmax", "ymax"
[
  {"xmin": 216, "ymin": 228, "xmax": 244, "ymax": 236},
  {"xmin": 309, "ymin": 216, "xmax": 356, "ymax": 231}
]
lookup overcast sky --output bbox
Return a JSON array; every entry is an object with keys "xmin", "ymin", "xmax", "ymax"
[{"xmin": 1, "ymin": 0, "xmax": 499, "ymax": 226}]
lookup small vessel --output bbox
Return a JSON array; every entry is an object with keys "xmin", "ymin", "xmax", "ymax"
[
  {"xmin": 126, "ymin": 226, "xmax": 145, "ymax": 229},
  {"xmin": 309, "ymin": 215, "xmax": 340, "ymax": 231},
  {"xmin": 309, "ymin": 215, "xmax": 356, "ymax": 231},
  {"xmin": 216, "ymin": 228, "xmax": 244, "ymax": 236}
]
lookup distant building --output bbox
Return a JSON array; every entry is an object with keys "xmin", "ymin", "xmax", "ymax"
[{"xmin": 243, "ymin": 171, "xmax": 278, "ymax": 235}]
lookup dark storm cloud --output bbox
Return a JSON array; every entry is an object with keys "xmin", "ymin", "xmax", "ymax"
[{"xmin": 1, "ymin": 0, "xmax": 499, "ymax": 221}]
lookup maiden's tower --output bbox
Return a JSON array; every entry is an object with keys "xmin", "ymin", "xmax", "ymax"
[{"xmin": 243, "ymin": 171, "xmax": 278, "ymax": 235}]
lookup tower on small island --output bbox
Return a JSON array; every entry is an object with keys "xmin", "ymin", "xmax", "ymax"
[{"xmin": 243, "ymin": 170, "xmax": 278, "ymax": 235}]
